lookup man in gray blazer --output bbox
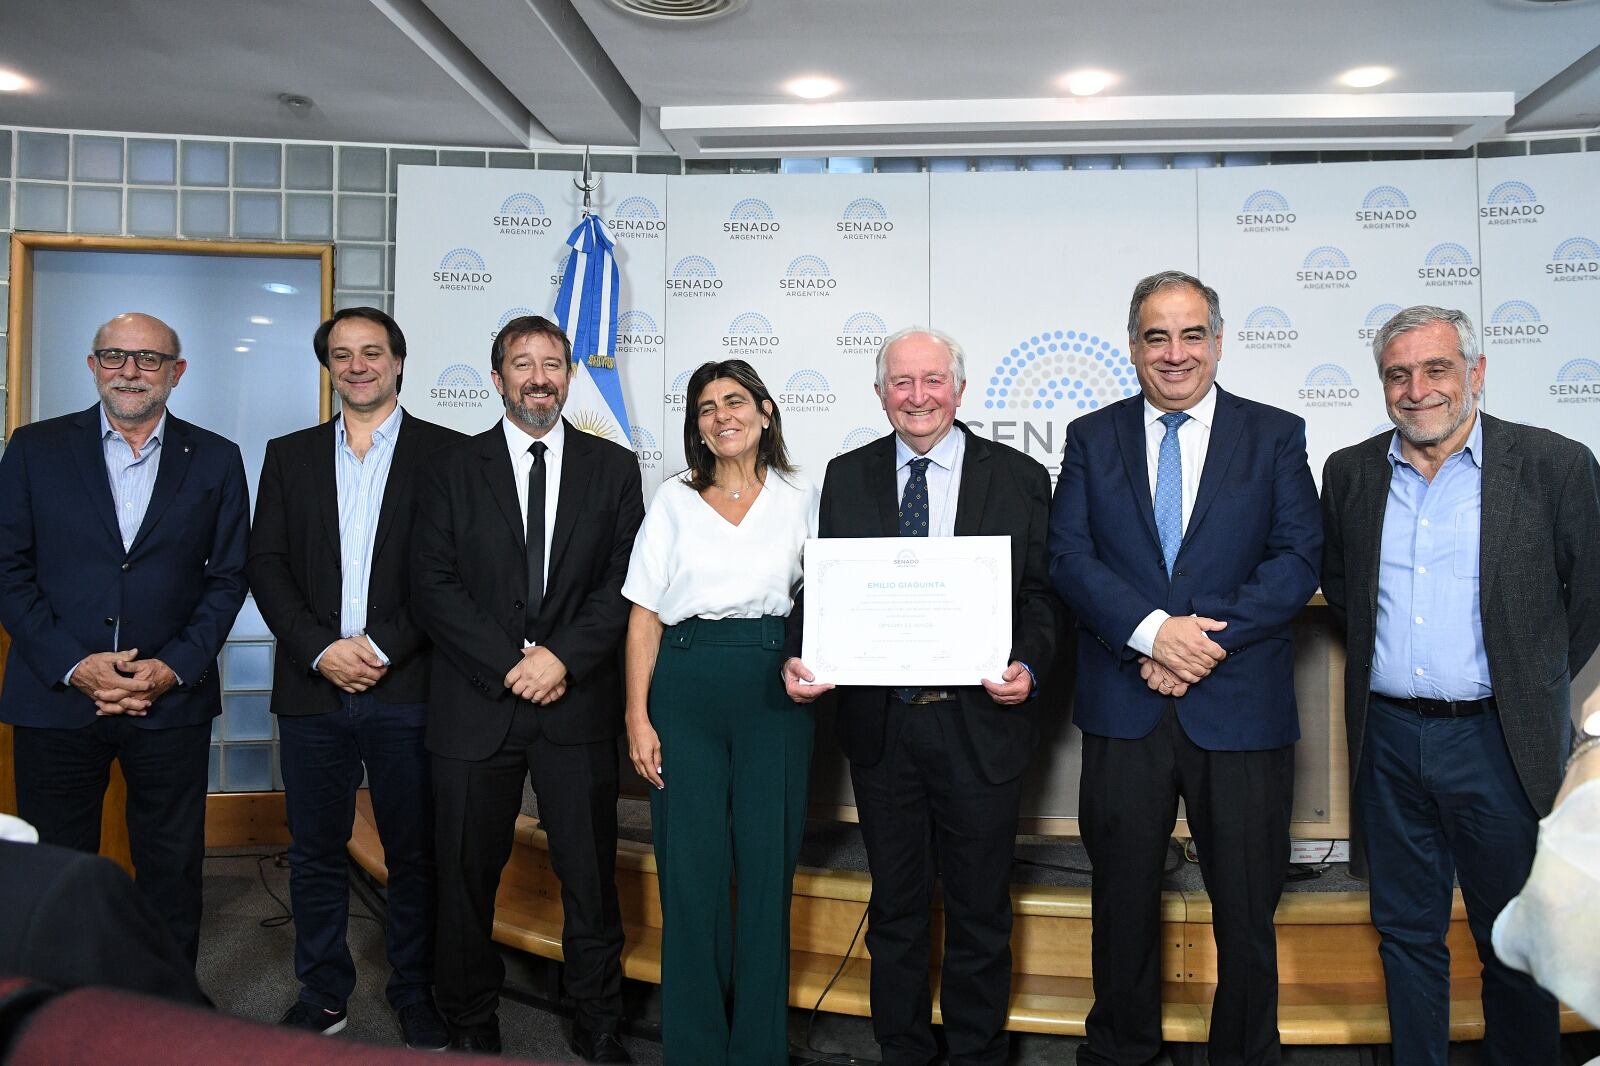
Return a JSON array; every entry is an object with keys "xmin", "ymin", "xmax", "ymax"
[{"xmin": 1321, "ymin": 305, "xmax": 1600, "ymax": 1066}]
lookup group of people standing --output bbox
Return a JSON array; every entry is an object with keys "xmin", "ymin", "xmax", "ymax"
[{"xmin": 1, "ymin": 266, "xmax": 1595, "ymax": 1066}]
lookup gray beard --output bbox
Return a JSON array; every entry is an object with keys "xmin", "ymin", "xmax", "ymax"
[{"xmin": 507, "ymin": 393, "xmax": 562, "ymax": 431}]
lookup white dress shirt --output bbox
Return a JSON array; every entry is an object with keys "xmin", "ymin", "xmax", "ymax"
[
  {"xmin": 623, "ymin": 471, "xmax": 820, "ymax": 626},
  {"xmin": 1127, "ymin": 385, "xmax": 1217, "ymax": 657},
  {"xmin": 502, "ymin": 414, "xmax": 565, "ymax": 593}
]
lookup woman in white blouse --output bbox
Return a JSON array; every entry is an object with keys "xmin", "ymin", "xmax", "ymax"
[{"xmin": 621, "ymin": 359, "xmax": 819, "ymax": 1066}]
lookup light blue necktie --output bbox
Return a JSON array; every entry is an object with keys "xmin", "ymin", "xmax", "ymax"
[{"xmin": 1154, "ymin": 412, "xmax": 1189, "ymax": 576}]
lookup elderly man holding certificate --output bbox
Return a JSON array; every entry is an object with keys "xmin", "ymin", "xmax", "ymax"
[{"xmin": 783, "ymin": 327, "xmax": 1062, "ymax": 1066}]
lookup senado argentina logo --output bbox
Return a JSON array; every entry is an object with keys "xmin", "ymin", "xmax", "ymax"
[
  {"xmin": 611, "ymin": 195, "xmax": 665, "ymax": 239},
  {"xmin": 1484, "ymin": 300, "xmax": 1547, "ymax": 345},
  {"xmin": 1546, "ymin": 237, "xmax": 1600, "ymax": 283},
  {"xmin": 664, "ymin": 367, "xmax": 694, "ymax": 412},
  {"xmin": 838, "ymin": 197, "xmax": 894, "ymax": 240},
  {"xmin": 1356, "ymin": 185, "xmax": 1416, "ymax": 229},
  {"xmin": 985, "ymin": 330, "xmax": 1137, "ymax": 414},
  {"xmin": 1298, "ymin": 245, "xmax": 1356, "ymax": 289},
  {"xmin": 837, "ymin": 310, "xmax": 889, "ymax": 355},
  {"xmin": 1357, "ymin": 302, "xmax": 1404, "ymax": 342},
  {"xmin": 1236, "ymin": 189, "xmax": 1295, "ymax": 232},
  {"xmin": 547, "ymin": 256, "xmax": 567, "ymax": 290},
  {"xmin": 668, "ymin": 255, "xmax": 723, "ymax": 297},
  {"xmin": 489, "ymin": 305, "xmax": 541, "ymax": 340},
  {"xmin": 434, "ymin": 247, "xmax": 491, "ymax": 291},
  {"xmin": 616, "ymin": 309, "xmax": 664, "ymax": 353},
  {"xmin": 1481, "ymin": 181, "xmax": 1543, "ymax": 226},
  {"xmin": 630, "ymin": 425, "xmax": 664, "ymax": 469},
  {"xmin": 724, "ymin": 197, "xmax": 779, "ymax": 240},
  {"xmin": 431, "ymin": 363, "xmax": 492, "ymax": 409},
  {"xmin": 723, "ymin": 311, "xmax": 779, "ymax": 355},
  {"xmin": 1237, "ymin": 306, "xmax": 1298, "ymax": 349},
  {"xmin": 780, "ymin": 254, "xmax": 837, "ymax": 296},
  {"xmin": 1551, "ymin": 358, "xmax": 1600, "ymax": 404},
  {"xmin": 1299, "ymin": 363, "xmax": 1359, "ymax": 408},
  {"xmin": 493, "ymin": 192, "xmax": 551, "ymax": 236},
  {"xmin": 1418, "ymin": 242, "xmax": 1480, "ymax": 287},
  {"xmin": 779, "ymin": 369, "xmax": 836, "ymax": 413},
  {"xmin": 838, "ymin": 425, "xmax": 880, "ymax": 454}
]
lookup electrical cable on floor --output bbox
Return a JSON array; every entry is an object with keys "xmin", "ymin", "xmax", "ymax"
[
  {"xmin": 792, "ymin": 900, "xmax": 875, "ymax": 1066},
  {"xmin": 202, "ymin": 849, "xmax": 379, "ymax": 929}
]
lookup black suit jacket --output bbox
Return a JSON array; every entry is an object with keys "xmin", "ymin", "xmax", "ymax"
[
  {"xmin": 0, "ymin": 840, "xmax": 209, "ymax": 1006},
  {"xmin": 412, "ymin": 419, "xmax": 644, "ymax": 759},
  {"xmin": 247, "ymin": 410, "xmax": 466, "ymax": 714},
  {"xmin": 0, "ymin": 405, "xmax": 250, "ymax": 730},
  {"xmin": 1321, "ymin": 411, "xmax": 1600, "ymax": 816},
  {"xmin": 785, "ymin": 423, "xmax": 1063, "ymax": 784}
]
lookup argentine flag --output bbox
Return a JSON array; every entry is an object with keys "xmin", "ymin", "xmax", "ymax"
[{"xmin": 553, "ymin": 214, "xmax": 631, "ymax": 446}]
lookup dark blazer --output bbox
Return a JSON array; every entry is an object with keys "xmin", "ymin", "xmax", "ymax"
[
  {"xmin": 412, "ymin": 419, "xmax": 644, "ymax": 760},
  {"xmin": 785, "ymin": 423, "xmax": 1062, "ymax": 785},
  {"xmin": 247, "ymin": 410, "xmax": 465, "ymax": 714},
  {"xmin": 0, "ymin": 840, "xmax": 210, "ymax": 1006},
  {"xmin": 1321, "ymin": 411, "xmax": 1600, "ymax": 816},
  {"xmin": 0, "ymin": 404, "xmax": 250, "ymax": 730},
  {"xmin": 1049, "ymin": 386, "xmax": 1321, "ymax": 751}
]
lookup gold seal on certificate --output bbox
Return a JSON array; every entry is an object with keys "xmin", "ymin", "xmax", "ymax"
[{"xmin": 802, "ymin": 535, "xmax": 1011, "ymax": 686}]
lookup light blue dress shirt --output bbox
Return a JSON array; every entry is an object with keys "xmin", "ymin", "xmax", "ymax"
[
  {"xmin": 1370, "ymin": 415, "xmax": 1492, "ymax": 701},
  {"xmin": 101, "ymin": 405, "xmax": 166, "ymax": 553},
  {"xmin": 318, "ymin": 405, "xmax": 403, "ymax": 667}
]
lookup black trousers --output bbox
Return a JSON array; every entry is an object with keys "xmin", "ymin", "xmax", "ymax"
[
  {"xmin": 850, "ymin": 699, "xmax": 1024, "ymax": 1066},
  {"xmin": 12, "ymin": 717, "xmax": 211, "ymax": 964},
  {"xmin": 431, "ymin": 703, "xmax": 624, "ymax": 1037},
  {"xmin": 1078, "ymin": 703, "xmax": 1294, "ymax": 1066}
]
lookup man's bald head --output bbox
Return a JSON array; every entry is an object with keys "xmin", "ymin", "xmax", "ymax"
[{"xmin": 93, "ymin": 313, "xmax": 181, "ymax": 358}]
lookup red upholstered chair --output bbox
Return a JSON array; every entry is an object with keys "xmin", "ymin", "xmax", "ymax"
[{"xmin": 0, "ymin": 984, "xmax": 521, "ymax": 1066}]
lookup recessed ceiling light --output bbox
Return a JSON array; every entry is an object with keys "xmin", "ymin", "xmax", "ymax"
[
  {"xmin": 785, "ymin": 76, "xmax": 842, "ymax": 101},
  {"xmin": 234, "ymin": 346, "xmax": 251, "ymax": 353},
  {"xmin": 262, "ymin": 282, "xmax": 298, "ymax": 295},
  {"xmin": 1060, "ymin": 70, "xmax": 1115, "ymax": 97},
  {"xmin": 1340, "ymin": 66, "xmax": 1392, "ymax": 89},
  {"xmin": 0, "ymin": 68, "xmax": 31, "ymax": 92},
  {"xmin": 249, "ymin": 315, "xmax": 273, "ymax": 326}
]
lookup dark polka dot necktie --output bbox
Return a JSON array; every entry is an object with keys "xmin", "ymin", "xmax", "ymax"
[{"xmin": 899, "ymin": 456, "xmax": 931, "ymax": 538}]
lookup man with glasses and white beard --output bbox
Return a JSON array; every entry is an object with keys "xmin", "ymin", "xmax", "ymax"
[{"xmin": 0, "ymin": 312, "xmax": 250, "ymax": 968}]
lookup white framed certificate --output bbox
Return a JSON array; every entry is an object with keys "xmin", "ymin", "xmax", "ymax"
[{"xmin": 802, "ymin": 535, "xmax": 1011, "ymax": 687}]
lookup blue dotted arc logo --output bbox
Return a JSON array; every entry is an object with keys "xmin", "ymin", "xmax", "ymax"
[
  {"xmin": 1357, "ymin": 302, "xmax": 1403, "ymax": 343},
  {"xmin": 837, "ymin": 310, "xmax": 889, "ymax": 355},
  {"xmin": 664, "ymin": 367, "xmax": 695, "ymax": 413},
  {"xmin": 616, "ymin": 309, "xmax": 664, "ymax": 354},
  {"xmin": 725, "ymin": 197, "xmax": 779, "ymax": 240},
  {"xmin": 430, "ymin": 362, "xmax": 493, "ymax": 410},
  {"xmin": 1357, "ymin": 185, "xmax": 1416, "ymax": 229},
  {"xmin": 493, "ymin": 192, "xmax": 551, "ymax": 235},
  {"xmin": 723, "ymin": 311, "xmax": 779, "ymax": 355},
  {"xmin": 1237, "ymin": 306, "xmax": 1298, "ymax": 350},
  {"xmin": 1298, "ymin": 363, "xmax": 1359, "ymax": 409},
  {"xmin": 630, "ymin": 424, "xmax": 664, "ymax": 471},
  {"xmin": 1481, "ymin": 181, "xmax": 1543, "ymax": 226},
  {"xmin": 668, "ymin": 255, "xmax": 722, "ymax": 297},
  {"xmin": 838, "ymin": 425, "xmax": 881, "ymax": 454},
  {"xmin": 839, "ymin": 197, "xmax": 894, "ymax": 240},
  {"xmin": 1547, "ymin": 237, "xmax": 1600, "ymax": 283},
  {"xmin": 780, "ymin": 369, "xmax": 836, "ymax": 414},
  {"xmin": 780, "ymin": 255, "xmax": 837, "ymax": 296},
  {"xmin": 434, "ymin": 247, "xmax": 492, "ymax": 291},
  {"xmin": 611, "ymin": 195, "xmax": 666, "ymax": 239},
  {"xmin": 1484, "ymin": 299, "xmax": 1547, "ymax": 346},
  {"xmin": 1236, "ymin": 189, "xmax": 1296, "ymax": 232},
  {"xmin": 985, "ymin": 330, "xmax": 1138, "ymax": 413},
  {"xmin": 1552, "ymin": 358, "xmax": 1600, "ymax": 404},
  {"xmin": 1419, "ymin": 241, "xmax": 1480, "ymax": 287},
  {"xmin": 490, "ymin": 305, "xmax": 540, "ymax": 340},
  {"xmin": 1298, "ymin": 245, "xmax": 1356, "ymax": 290}
]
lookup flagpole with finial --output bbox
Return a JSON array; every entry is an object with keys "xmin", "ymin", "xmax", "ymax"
[{"xmin": 574, "ymin": 145, "xmax": 597, "ymax": 216}]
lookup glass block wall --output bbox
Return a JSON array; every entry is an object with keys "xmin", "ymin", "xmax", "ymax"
[{"xmin": 2, "ymin": 124, "xmax": 1596, "ymax": 789}]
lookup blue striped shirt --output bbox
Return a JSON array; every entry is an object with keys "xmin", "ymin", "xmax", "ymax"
[
  {"xmin": 334, "ymin": 405, "xmax": 402, "ymax": 662},
  {"xmin": 100, "ymin": 405, "xmax": 166, "ymax": 553},
  {"xmin": 1371, "ymin": 415, "xmax": 1492, "ymax": 701}
]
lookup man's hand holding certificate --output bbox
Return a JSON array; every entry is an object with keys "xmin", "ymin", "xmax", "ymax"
[{"xmin": 797, "ymin": 535, "xmax": 1011, "ymax": 688}]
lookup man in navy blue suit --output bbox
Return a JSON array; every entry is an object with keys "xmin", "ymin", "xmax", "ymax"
[
  {"xmin": 0, "ymin": 311, "xmax": 250, "ymax": 965},
  {"xmin": 1049, "ymin": 272, "xmax": 1321, "ymax": 1066}
]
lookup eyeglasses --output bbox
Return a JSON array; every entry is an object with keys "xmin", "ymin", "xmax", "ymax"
[{"xmin": 94, "ymin": 348, "xmax": 178, "ymax": 371}]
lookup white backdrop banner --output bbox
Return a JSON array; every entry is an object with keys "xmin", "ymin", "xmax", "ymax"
[
  {"xmin": 393, "ymin": 166, "xmax": 669, "ymax": 482},
  {"xmin": 1198, "ymin": 159, "xmax": 1482, "ymax": 476},
  {"xmin": 1477, "ymin": 152, "xmax": 1600, "ymax": 451}
]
